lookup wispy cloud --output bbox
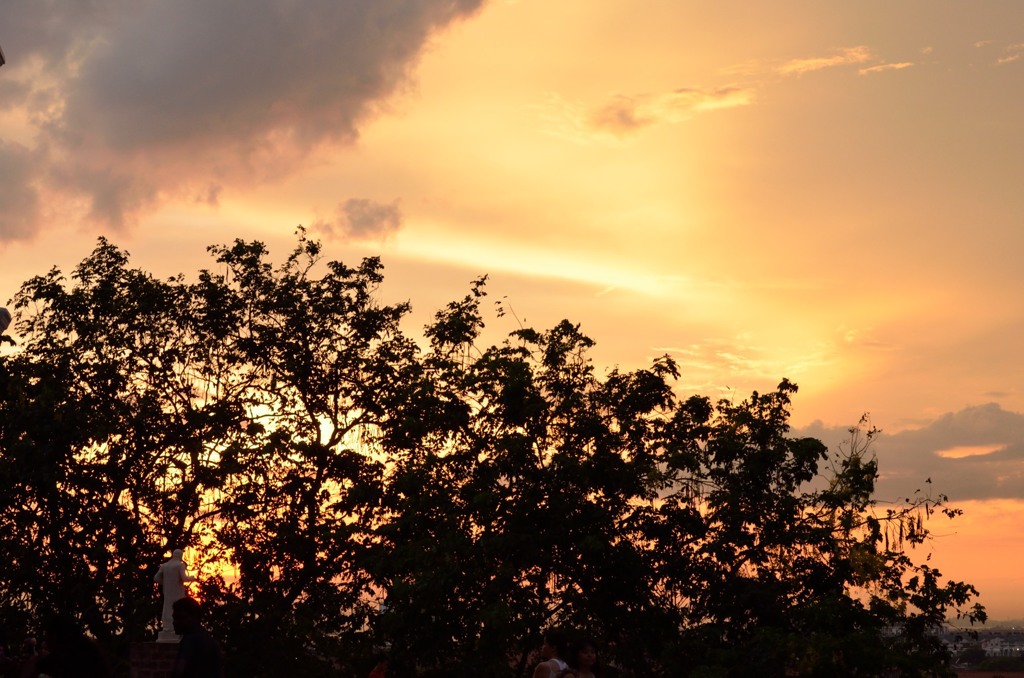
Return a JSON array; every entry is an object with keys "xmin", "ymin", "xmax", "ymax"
[
  {"xmin": 590, "ymin": 88, "xmax": 754, "ymax": 135},
  {"xmin": 657, "ymin": 339, "xmax": 776, "ymax": 380},
  {"xmin": 655, "ymin": 335, "xmax": 835, "ymax": 391},
  {"xmin": 935, "ymin": 444, "xmax": 1004, "ymax": 460},
  {"xmin": 859, "ymin": 62, "xmax": 915, "ymax": 76},
  {"xmin": 838, "ymin": 326, "xmax": 894, "ymax": 351},
  {"xmin": 996, "ymin": 43, "xmax": 1024, "ymax": 65},
  {"xmin": 969, "ymin": 39, "xmax": 1024, "ymax": 65},
  {"xmin": 539, "ymin": 87, "xmax": 754, "ymax": 143},
  {"xmin": 726, "ymin": 45, "xmax": 916, "ymax": 80},
  {"xmin": 777, "ymin": 46, "xmax": 873, "ymax": 76}
]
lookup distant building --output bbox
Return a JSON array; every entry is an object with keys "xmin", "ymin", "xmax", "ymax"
[{"xmin": 982, "ymin": 635, "xmax": 1024, "ymax": 657}]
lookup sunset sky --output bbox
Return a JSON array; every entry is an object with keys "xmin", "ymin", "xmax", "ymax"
[{"xmin": 2, "ymin": 1, "xmax": 1023, "ymax": 619}]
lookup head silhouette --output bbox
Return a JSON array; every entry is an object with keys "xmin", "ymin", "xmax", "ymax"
[{"xmin": 171, "ymin": 596, "xmax": 203, "ymax": 635}]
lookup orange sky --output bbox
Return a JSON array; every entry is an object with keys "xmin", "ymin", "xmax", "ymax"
[{"xmin": 1, "ymin": 0, "xmax": 1023, "ymax": 619}]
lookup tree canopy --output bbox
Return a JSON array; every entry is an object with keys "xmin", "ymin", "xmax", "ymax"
[{"xmin": 0, "ymin": 234, "xmax": 984, "ymax": 677}]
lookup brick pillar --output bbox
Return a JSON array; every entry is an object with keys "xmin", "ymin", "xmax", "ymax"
[{"xmin": 129, "ymin": 642, "xmax": 179, "ymax": 678}]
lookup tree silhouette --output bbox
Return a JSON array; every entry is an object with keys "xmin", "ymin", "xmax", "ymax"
[{"xmin": 0, "ymin": 234, "xmax": 983, "ymax": 677}]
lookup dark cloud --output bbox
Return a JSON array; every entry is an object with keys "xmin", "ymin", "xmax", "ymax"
[
  {"xmin": 0, "ymin": 79, "xmax": 31, "ymax": 111},
  {"xmin": 795, "ymin": 404, "xmax": 1024, "ymax": 503},
  {"xmin": 197, "ymin": 184, "xmax": 222, "ymax": 207},
  {"xmin": 317, "ymin": 197, "xmax": 403, "ymax": 241},
  {"xmin": 0, "ymin": 0, "xmax": 485, "ymax": 237},
  {"xmin": 0, "ymin": 141, "xmax": 42, "ymax": 240},
  {"xmin": 0, "ymin": 1, "xmax": 136, "ymax": 69}
]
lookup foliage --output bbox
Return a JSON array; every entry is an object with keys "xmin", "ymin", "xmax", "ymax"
[
  {"xmin": 957, "ymin": 643, "xmax": 986, "ymax": 665},
  {"xmin": 0, "ymin": 234, "xmax": 984, "ymax": 677},
  {"xmin": 980, "ymin": 654, "xmax": 1024, "ymax": 671}
]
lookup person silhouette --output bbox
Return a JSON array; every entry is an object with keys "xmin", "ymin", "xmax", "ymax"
[
  {"xmin": 533, "ymin": 628, "xmax": 570, "ymax": 678},
  {"xmin": 171, "ymin": 597, "xmax": 223, "ymax": 678},
  {"xmin": 33, "ymin": 614, "xmax": 110, "ymax": 678}
]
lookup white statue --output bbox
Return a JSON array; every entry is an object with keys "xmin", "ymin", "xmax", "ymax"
[
  {"xmin": 0, "ymin": 307, "xmax": 14, "ymax": 346},
  {"xmin": 154, "ymin": 549, "xmax": 195, "ymax": 641}
]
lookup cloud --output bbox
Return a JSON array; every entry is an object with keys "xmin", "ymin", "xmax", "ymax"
[
  {"xmin": 0, "ymin": 141, "xmax": 42, "ymax": 240},
  {"xmin": 859, "ymin": 62, "xmax": 914, "ymax": 76},
  {"xmin": 0, "ymin": 79, "xmax": 31, "ymax": 112},
  {"xmin": 540, "ymin": 87, "xmax": 754, "ymax": 142},
  {"xmin": 655, "ymin": 334, "xmax": 836, "ymax": 394},
  {"xmin": 969, "ymin": 39, "xmax": 1023, "ymax": 65},
  {"xmin": 726, "ymin": 46, "xmax": 902, "ymax": 80},
  {"xmin": 996, "ymin": 44, "xmax": 1024, "ymax": 65},
  {"xmin": 657, "ymin": 338, "xmax": 776, "ymax": 380},
  {"xmin": 0, "ymin": 0, "xmax": 484, "ymax": 238},
  {"xmin": 796, "ymin": 403, "xmax": 1024, "ymax": 502},
  {"xmin": 776, "ymin": 46, "xmax": 873, "ymax": 76},
  {"xmin": 317, "ymin": 198, "xmax": 403, "ymax": 242},
  {"xmin": 935, "ymin": 444, "xmax": 1003, "ymax": 460},
  {"xmin": 838, "ymin": 326, "xmax": 894, "ymax": 350}
]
